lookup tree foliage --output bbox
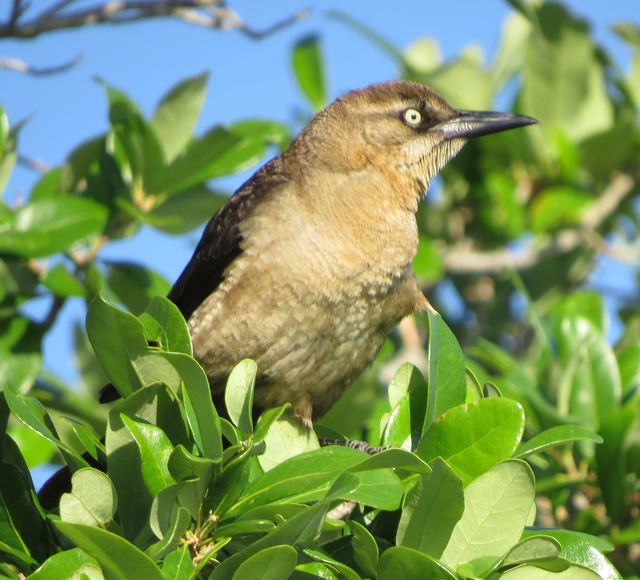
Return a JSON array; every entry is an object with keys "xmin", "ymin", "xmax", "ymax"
[{"xmin": 1, "ymin": 1, "xmax": 639, "ymax": 578}]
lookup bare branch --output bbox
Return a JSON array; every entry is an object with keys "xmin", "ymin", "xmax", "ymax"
[
  {"xmin": 0, "ymin": 53, "xmax": 82, "ymax": 75},
  {"xmin": 0, "ymin": 1, "xmax": 307, "ymax": 40},
  {"xmin": 232, "ymin": 7, "xmax": 311, "ymax": 39},
  {"xmin": 442, "ymin": 173, "xmax": 635, "ymax": 274},
  {"xmin": 18, "ymin": 154, "xmax": 51, "ymax": 173},
  {"xmin": 41, "ymin": 295, "xmax": 67, "ymax": 332},
  {"xmin": 37, "ymin": 0, "xmax": 84, "ymax": 22},
  {"xmin": 8, "ymin": 0, "xmax": 27, "ymax": 29}
]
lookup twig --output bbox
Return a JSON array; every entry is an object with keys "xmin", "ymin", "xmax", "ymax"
[
  {"xmin": 18, "ymin": 154, "xmax": 51, "ymax": 173},
  {"xmin": 0, "ymin": 53, "xmax": 82, "ymax": 75},
  {"xmin": 233, "ymin": 7, "xmax": 310, "ymax": 39},
  {"xmin": 442, "ymin": 173, "xmax": 635, "ymax": 274},
  {"xmin": 8, "ymin": 0, "xmax": 26, "ymax": 29},
  {"xmin": 37, "ymin": 0, "xmax": 84, "ymax": 22},
  {"xmin": 41, "ymin": 296, "xmax": 67, "ymax": 331},
  {"xmin": 0, "ymin": 1, "xmax": 307, "ymax": 39}
]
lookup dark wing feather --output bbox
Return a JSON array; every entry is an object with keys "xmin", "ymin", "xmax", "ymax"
[{"xmin": 168, "ymin": 163, "xmax": 287, "ymax": 320}]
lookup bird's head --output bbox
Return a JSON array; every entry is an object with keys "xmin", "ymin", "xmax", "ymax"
[{"xmin": 294, "ymin": 81, "xmax": 536, "ymax": 202}]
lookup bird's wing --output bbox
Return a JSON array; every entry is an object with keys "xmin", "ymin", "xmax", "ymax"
[{"xmin": 168, "ymin": 167, "xmax": 287, "ymax": 320}]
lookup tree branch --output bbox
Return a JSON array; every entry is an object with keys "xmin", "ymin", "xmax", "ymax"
[
  {"xmin": 0, "ymin": 1, "xmax": 308, "ymax": 39},
  {"xmin": 0, "ymin": 54, "xmax": 82, "ymax": 76},
  {"xmin": 18, "ymin": 154, "xmax": 51, "ymax": 173},
  {"xmin": 441, "ymin": 173, "xmax": 635, "ymax": 274}
]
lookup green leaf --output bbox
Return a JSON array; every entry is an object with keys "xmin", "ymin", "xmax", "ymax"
[
  {"xmin": 521, "ymin": 528, "xmax": 613, "ymax": 553},
  {"xmin": 161, "ymin": 546, "xmax": 194, "ymax": 578},
  {"xmin": 516, "ymin": 425, "xmax": 603, "ymax": 458},
  {"xmin": 396, "ymin": 458, "xmax": 464, "ymax": 558},
  {"xmin": 617, "ymin": 342, "xmax": 640, "ymax": 396},
  {"xmin": 60, "ymin": 468, "xmax": 117, "ymax": 527},
  {"xmin": 231, "ymin": 119, "xmax": 291, "ymax": 149},
  {"xmin": 559, "ymin": 543, "xmax": 622, "ymax": 579},
  {"xmin": 231, "ymin": 545, "xmax": 298, "ymax": 580},
  {"xmin": 416, "ymin": 398, "xmax": 525, "ymax": 485},
  {"xmin": 86, "ymin": 294, "xmax": 148, "ymax": 398},
  {"xmin": 425, "ymin": 311, "xmax": 467, "ymax": 430},
  {"xmin": 164, "ymin": 128, "xmax": 263, "ymax": 194},
  {"xmin": 146, "ymin": 186, "xmax": 228, "ymax": 234},
  {"xmin": 225, "ymin": 359, "xmax": 257, "ymax": 435},
  {"xmin": 501, "ymin": 535, "xmax": 562, "ymax": 568},
  {"xmin": 412, "ymin": 236, "xmax": 444, "ymax": 282},
  {"xmin": 557, "ymin": 317, "xmax": 622, "ymax": 434},
  {"xmin": 105, "ymin": 384, "xmax": 188, "ymax": 541},
  {"xmin": 151, "ymin": 72, "xmax": 209, "ymax": 164},
  {"xmin": 301, "ymin": 548, "xmax": 361, "ymax": 580},
  {"xmin": 167, "ymin": 445, "xmax": 216, "ymax": 516},
  {"xmin": 4, "ymin": 389, "xmax": 86, "ymax": 470},
  {"xmin": 530, "ymin": 186, "xmax": 592, "ymax": 233},
  {"xmin": 0, "ymin": 109, "xmax": 16, "ymax": 195},
  {"xmin": 29, "ymin": 548, "xmax": 102, "ymax": 580},
  {"xmin": 67, "ymin": 420, "xmax": 105, "ymax": 462},
  {"xmin": 377, "ymin": 546, "xmax": 456, "ymax": 580},
  {"xmin": 60, "ymin": 135, "xmax": 104, "ymax": 193},
  {"xmin": 349, "ymin": 448, "xmax": 431, "ymax": 474},
  {"xmin": 7, "ymin": 423, "xmax": 56, "ymax": 468},
  {"xmin": 0, "ymin": 198, "xmax": 108, "ymax": 258},
  {"xmin": 596, "ymin": 407, "xmax": 636, "ymax": 522},
  {"xmin": 491, "ymin": 11, "xmax": 531, "ymax": 89},
  {"xmin": 99, "ymin": 78, "xmax": 165, "ymax": 193},
  {"xmin": 0, "ymin": 106, "xmax": 8, "ymax": 153},
  {"xmin": 412, "ymin": 54, "xmax": 494, "ymax": 110},
  {"xmin": 160, "ymin": 352, "xmax": 222, "ymax": 462},
  {"xmin": 500, "ymin": 564, "xmax": 601, "ymax": 579},
  {"xmin": 292, "ymin": 35, "xmax": 327, "ymax": 110},
  {"xmin": 520, "ymin": 3, "xmax": 612, "ymax": 143},
  {"xmin": 551, "ymin": 292, "xmax": 606, "ymax": 335},
  {"xmin": 105, "ymin": 262, "xmax": 171, "ymax": 316},
  {"xmin": 42, "ymin": 263, "xmax": 86, "ymax": 297},
  {"xmin": 254, "ymin": 404, "xmax": 290, "ymax": 444},
  {"xmin": 403, "ymin": 38, "xmax": 441, "ymax": 74},
  {"xmin": 293, "ymin": 561, "xmax": 339, "ymax": 578},
  {"xmin": 0, "ymin": 428, "xmax": 52, "ymax": 565},
  {"xmin": 147, "ymin": 506, "xmax": 191, "ymax": 560},
  {"xmin": 140, "ymin": 297, "xmax": 192, "ymax": 356},
  {"xmin": 350, "ymin": 520, "xmax": 378, "ymax": 577},
  {"xmin": 54, "ymin": 522, "xmax": 164, "ymax": 580},
  {"xmin": 212, "ymin": 503, "xmax": 328, "ymax": 580},
  {"xmin": 257, "ymin": 414, "xmax": 319, "ymax": 472},
  {"xmin": 121, "ymin": 415, "xmax": 175, "ymax": 496},
  {"xmin": 328, "ymin": 469, "xmax": 404, "ymax": 510},
  {"xmin": 382, "ymin": 364, "xmax": 428, "ymax": 450},
  {"xmin": 228, "ymin": 446, "xmax": 367, "ymax": 516},
  {"xmin": 441, "ymin": 460, "xmax": 535, "ymax": 571}
]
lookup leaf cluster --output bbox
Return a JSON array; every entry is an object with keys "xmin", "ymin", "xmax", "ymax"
[{"xmin": 0, "ymin": 298, "xmax": 616, "ymax": 578}]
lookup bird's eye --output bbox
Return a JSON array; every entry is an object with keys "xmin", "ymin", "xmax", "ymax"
[{"xmin": 403, "ymin": 108, "xmax": 422, "ymax": 126}]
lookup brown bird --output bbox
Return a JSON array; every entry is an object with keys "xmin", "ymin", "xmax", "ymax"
[
  {"xmin": 41, "ymin": 82, "xmax": 535, "ymax": 509},
  {"xmin": 160, "ymin": 81, "xmax": 536, "ymax": 426}
]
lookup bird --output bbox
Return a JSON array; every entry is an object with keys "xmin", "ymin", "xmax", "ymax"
[
  {"xmin": 154, "ymin": 81, "xmax": 535, "ymax": 426},
  {"xmin": 39, "ymin": 82, "xmax": 536, "ymax": 509}
]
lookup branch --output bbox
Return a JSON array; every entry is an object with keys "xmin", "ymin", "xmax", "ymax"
[
  {"xmin": 0, "ymin": 1, "xmax": 307, "ymax": 39},
  {"xmin": 18, "ymin": 154, "xmax": 51, "ymax": 173},
  {"xmin": 8, "ymin": 0, "xmax": 26, "ymax": 30},
  {"xmin": 442, "ymin": 173, "xmax": 635, "ymax": 274},
  {"xmin": 0, "ymin": 54, "xmax": 82, "ymax": 75}
]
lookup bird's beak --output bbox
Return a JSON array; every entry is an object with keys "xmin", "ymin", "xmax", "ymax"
[{"xmin": 438, "ymin": 110, "xmax": 538, "ymax": 140}]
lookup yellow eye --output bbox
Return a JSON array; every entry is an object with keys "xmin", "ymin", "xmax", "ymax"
[{"xmin": 403, "ymin": 108, "xmax": 422, "ymax": 126}]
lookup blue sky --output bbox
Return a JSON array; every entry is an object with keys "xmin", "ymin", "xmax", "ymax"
[{"xmin": 2, "ymin": 0, "xmax": 636, "ymax": 386}]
